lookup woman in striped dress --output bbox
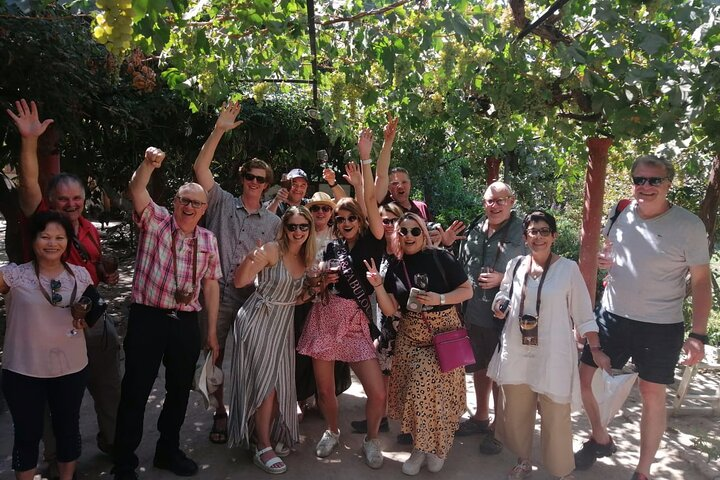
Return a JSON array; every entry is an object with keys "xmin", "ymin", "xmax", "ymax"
[{"xmin": 227, "ymin": 206, "xmax": 317, "ymax": 474}]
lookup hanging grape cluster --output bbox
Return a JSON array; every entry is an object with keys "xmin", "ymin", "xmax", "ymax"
[
  {"xmin": 92, "ymin": 0, "xmax": 134, "ymax": 59},
  {"xmin": 127, "ymin": 49, "xmax": 157, "ymax": 93}
]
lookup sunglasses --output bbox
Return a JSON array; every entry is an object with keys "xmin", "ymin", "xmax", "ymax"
[
  {"xmin": 175, "ymin": 196, "xmax": 206, "ymax": 209},
  {"xmin": 399, "ymin": 227, "xmax": 423, "ymax": 237},
  {"xmin": 526, "ymin": 228, "xmax": 552, "ymax": 237},
  {"xmin": 50, "ymin": 279, "xmax": 62, "ymax": 305},
  {"xmin": 310, "ymin": 205, "xmax": 333, "ymax": 213},
  {"xmin": 484, "ymin": 196, "xmax": 510, "ymax": 207},
  {"xmin": 243, "ymin": 172, "xmax": 267, "ymax": 184},
  {"xmin": 285, "ymin": 223, "xmax": 310, "ymax": 232},
  {"xmin": 335, "ymin": 215, "xmax": 358, "ymax": 224},
  {"xmin": 632, "ymin": 176, "xmax": 668, "ymax": 186},
  {"xmin": 382, "ymin": 218, "xmax": 397, "ymax": 225}
]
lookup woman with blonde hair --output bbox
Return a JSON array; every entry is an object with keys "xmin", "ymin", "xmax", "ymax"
[{"xmin": 227, "ymin": 206, "xmax": 318, "ymax": 474}]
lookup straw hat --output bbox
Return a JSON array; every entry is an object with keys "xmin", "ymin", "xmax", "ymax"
[{"xmin": 306, "ymin": 191, "xmax": 336, "ymax": 210}]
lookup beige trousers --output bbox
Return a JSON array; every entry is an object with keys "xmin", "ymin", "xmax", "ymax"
[{"xmin": 496, "ymin": 383, "xmax": 574, "ymax": 478}]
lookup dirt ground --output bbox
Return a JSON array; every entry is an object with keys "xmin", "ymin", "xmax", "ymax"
[{"xmin": 1, "ymin": 220, "xmax": 719, "ymax": 480}]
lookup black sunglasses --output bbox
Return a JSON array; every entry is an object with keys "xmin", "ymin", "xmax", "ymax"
[
  {"xmin": 310, "ymin": 205, "xmax": 333, "ymax": 213},
  {"xmin": 50, "ymin": 279, "xmax": 62, "ymax": 305},
  {"xmin": 382, "ymin": 218, "xmax": 397, "ymax": 225},
  {"xmin": 335, "ymin": 215, "xmax": 358, "ymax": 224},
  {"xmin": 399, "ymin": 227, "xmax": 423, "ymax": 237},
  {"xmin": 175, "ymin": 196, "xmax": 206, "ymax": 208},
  {"xmin": 632, "ymin": 176, "xmax": 668, "ymax": 186},
  {"xmin": 285, "ymin": 223, "xmax": 310, "ymax": 232},
  {"xmin": 243, "ymin": 172, "xmax": 267, "ymax": 184}
]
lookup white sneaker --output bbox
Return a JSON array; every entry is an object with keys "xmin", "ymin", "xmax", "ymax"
[
  {"xmin": 362, "ymin": 437, "xmax": 384, "ymax": 469},
  {"xmin": 426, "ymin": 453, "xmax": 445, "ymax": 473},
  {"xmin": 402, "ymin": 449, "xmax": 426, "ymax": 476},
  {"xmin": 316, "ymin": 429, "xmax": 340, "ymax": 458},
  {"xmin": 508, "ymin": 460, "xmax": 532, "ymax": 479}
]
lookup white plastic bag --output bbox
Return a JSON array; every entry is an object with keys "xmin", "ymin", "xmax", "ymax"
[{"xmin": 590, "ymin": 369, "xmax": 638, "ymax": 427}]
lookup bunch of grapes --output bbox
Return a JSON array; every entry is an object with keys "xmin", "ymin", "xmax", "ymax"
[
  {"xmin": 92, "ymin": 0, "xmax": 135, "ymax": 59},
  {"xmin": 252, "ymin": 82, "xmax": 272, "ymax": 106},
  {"xmin": 127, "ymin": 49, "xmax": 157, "ymax": 93}
]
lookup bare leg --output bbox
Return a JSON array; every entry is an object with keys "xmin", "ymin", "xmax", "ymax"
[
  {"xmin": 313, "ymin": 358, "xmax": 339, "ymax": 433},
  {"xmin": 57, "ymin": 461, "xmax": 76, "ymax": 480},
  {"xmin": 254, "ymin": 389, "xmax": 284, "ymax": 465},
  {"xmin": 350, "ymin": 359, "xmax": 386, "ymax": 440},
  {"xmin": 15, "ymin": 469, "xmax": 37, "ymax": 480},
  {"xmin": 473, "ymin": 369, "xmax": 493, "ymax": 422},
  {"xmin": 579, "ymin": 363, "xmax": 610, "ymax": 444},
  {"xmin": 636, "ymin": 379, "xmax": 667, "ymax": 477}
]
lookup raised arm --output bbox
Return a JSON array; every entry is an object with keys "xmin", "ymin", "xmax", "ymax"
[
  {"xmin": 193, "ymin": 101, "xmax": 244, "ymax": 192},
  {"xmin": 323, "ymin": 167, "xmax": 348, "ymax": 200},
  {"xmin": 373, "ymin": 114, "xmax": 398, "ymax": 204},
  {"xmin": 6, "ymin": 99, "xmax": 54, "ymax": 216},
  {"xmin": 128, "ymin": 147, "xmax": 165, "ymax": 216},
  {"xmin": 359, "ymin": 128, "xmax": 384, "ymax": 239},
  {"xmin": 233, "ymin": 242, "xmax": 278, "ymax": 288},
  {"xmin": 343, "ymin": 162, "xmax": 365, "ymax": 214},
  {"xmin": 365, "ymin": 258, "xmax": 398, "ymax": 316}
]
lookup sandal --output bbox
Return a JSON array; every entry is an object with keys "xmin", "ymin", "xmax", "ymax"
[
  {"xmin": 209, "ymin": 412, "xmax": 228, "ymax": 444},
  {"xmin": 253, "ymin": 446, "xmax": 288, "ymax": 474}
]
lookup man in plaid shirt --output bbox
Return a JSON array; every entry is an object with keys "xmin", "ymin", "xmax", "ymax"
[{"xmin": 112, "ymin": 147, "xmax": 221, "ymax": 480}]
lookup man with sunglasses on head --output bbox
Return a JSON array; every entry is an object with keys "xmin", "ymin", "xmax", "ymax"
[
  {"xmin": 193, "ymin": 101, "xmax": 281, "ymax": 444},
  {"xmin": 456, "ymin": 181, "xmax": 527, "ymax": 455},
  {"xmin": 113, "ymin": 147, "xmax": 221, "ymax": 480},
  {"xmin": 576, "ymin": 155, "xmax": 711, "ymax": 480},
  {"xmin": 7, "ymin": 99, "xmax": 122, "ymax": 473}
]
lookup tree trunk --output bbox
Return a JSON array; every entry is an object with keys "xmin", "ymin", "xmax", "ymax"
[
  {"xmin": 698, "ymin": 154, "xmax": 720, "ymax": 256},
  {"xmin": 578, "ymin": 137, "xmax": 613, "ymax": 304},
  {"xmin": 486, "ymin": 157, "xmax": 501, "ymax": 184}
]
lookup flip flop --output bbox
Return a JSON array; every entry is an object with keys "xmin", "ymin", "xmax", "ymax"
[
  {"xmin": 254, "ymin": 446, "xmax": 288, "ymax": 474},
  {"xmin": 209, "ymin": 412, "xmax": 228, "ymax": 444}
]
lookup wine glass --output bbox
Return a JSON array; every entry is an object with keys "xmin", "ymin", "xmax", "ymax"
[
  {"xmin": 479, "ymin": 266, "xmax": 494, "ymax": 302},
  {"xmin": 68, "ymin": 295, "xmax": 92, "ymax": 336},
  {"xmin": 306, "ymin": 264, "xmax": 323, "ymax": 303},
  {"xmin": 280, "ymin": 173, "xmax": 292, "ymax": 190},
  {"xmin": 325, "ymin": 259, "xmax": 341, "ymax": 295},
  {"xmin": 414, "ymin": 273, "xmax": 432, "ymax": 311},
  {"xmin": 317, "ymin": 149, "xmax": 331, "ymax": 170}
]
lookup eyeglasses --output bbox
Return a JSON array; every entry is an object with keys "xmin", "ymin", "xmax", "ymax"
[
  {"xmin": 175, "ymin": 196, "xmax": 206, "ymax": 209},
  {"xmin": 335, "ymin": 215, "xmax": 358, "ymax": 224},
  {"xmin": 243, "ymin": 172, "xmax": 267, "ymax": 184},
  {"xmin": 285, "ymin": 223, "xmax": 310, "ymax": 232},
  {"xmin": 310, "ymin": 205, "xmax": 333, "ymax": 213},
  {"xmin": 382, "ymin": 218, "xmax": 397, "ymax": 225},
  {"xmin": 526, "ymin": 228, "xmax": 552, "ymax": 237},
  {"xmin": 484, "ymin": 196, "xmax": 511, "ymax": 207},
  {"xmin": 632, "ymin": 176, "xmax": 668, "ymax": 186},
  {"xmin": 399, "ymin": 227, "xmax": 423, "ymax": 237},
  {"xmin": 50, "ymin": 279, "xmax": 62, "ymax": 305}
]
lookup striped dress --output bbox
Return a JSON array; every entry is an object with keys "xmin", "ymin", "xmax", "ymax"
[{"xmin": 227, "ymin": 259, "xmax": 304, "ymax": 449}]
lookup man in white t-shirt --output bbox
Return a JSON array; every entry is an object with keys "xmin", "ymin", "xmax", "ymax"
[{"xmin": 576, "ymin": 155, "xmax": 712, "ymax": 480}]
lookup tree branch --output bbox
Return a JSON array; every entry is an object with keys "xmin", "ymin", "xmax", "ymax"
[
  {"xmin": 320, "ymin": 0, "xmax": 416, "ymax": 26},
  {"xmin": 557, "ymin": 112, "xmax": 602, "ymax": 122},
  {"xmin": 508, "ymin": 0, "xmax": 571, "ymax": 45},
  {"xmin": 515, "ymin": 0, "xmax": 572, "ymax": 41}
]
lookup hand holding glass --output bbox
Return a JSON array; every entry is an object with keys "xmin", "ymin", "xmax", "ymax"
[
  {"xmin": 306, "ymin": 264, "xmax": 323, "ymax": 302},
  {"xmin": 325, "ymin": 259, "xmax": 341, "ymax": 295},
  {"xmin": 479, "ymin": 267, "xmax": 494, "ymax": 302},
  {"xmin": 68, "ymin": 296, "xmax": 92, "ymax": 336}
]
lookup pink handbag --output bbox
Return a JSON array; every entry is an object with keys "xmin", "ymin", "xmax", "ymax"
[{"xmin": 432, "ymin": 326, "xmax": 476, "ymax": 373}]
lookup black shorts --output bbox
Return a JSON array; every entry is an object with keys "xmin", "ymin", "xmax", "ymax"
[
  {"xmin": 465, "ymin": 323, "xmax": 501, "ymax": 373},
  {"xmin": 579, "ymin": 309, "xmax": 684, "ymax": 385}
]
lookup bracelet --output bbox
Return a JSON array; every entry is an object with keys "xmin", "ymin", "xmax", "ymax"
[
  {"xmin": 688, "ymin": 332, "xmax": 709, "ymax": 345},
  {"xmin": 361, "ymin": 159, "xmax": 372, "ymax": 165},
  {"xmin": 327, "ymin": 181, "xmax": 337, "ymax": 188}
]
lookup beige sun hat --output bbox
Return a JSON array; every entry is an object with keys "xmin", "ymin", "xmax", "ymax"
[
  {"xmin": 194, "ymin": 351, "xmax": 224, "ymax": 411},
  {"xmin": 306, "ymin": 191, "xmax": 336, "ymax": 210}
]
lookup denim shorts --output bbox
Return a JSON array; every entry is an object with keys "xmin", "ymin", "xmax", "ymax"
[{"xmin": 580, "ymin": 309, "xmax": 684, "ymax": 385}]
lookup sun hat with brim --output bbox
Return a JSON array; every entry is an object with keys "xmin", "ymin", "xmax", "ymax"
[
  {"xmin": 194, "ymin": 351, "xmax": 224, "ymax": 411},
  {"xmin": 306, "ymin": 191, "xmax": 336, "ymax": 210}
]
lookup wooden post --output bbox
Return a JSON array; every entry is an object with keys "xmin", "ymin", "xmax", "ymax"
[
  {"xmin": 579, "ymin": 137, "xmax": 613, "ymax": 304},
  {"xmin": 698, "ymin": 154, "xmax": 720, "ymax": 256},
  {"xmin": 486, "ymin": 157, "xmax": 501, "ymax": 184}
]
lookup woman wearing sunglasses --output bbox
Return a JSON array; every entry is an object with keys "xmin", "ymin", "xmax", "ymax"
[
  {"xmin": 366, "ymin": 212, "xmax": 473, "ymax": 475},
  {"xmin": 0, "ymin": 211, "xmax": 94, "ymax": 480},
  {"xmin": 226, "ymin": 206, "xmax": 318, "ymax": 474},
  {"xmin": 297, "ymin": 128, "xmax": 387, "ymax": 469},
  {"xmin": 488, "ymin": 210, "xmax": 608, "ymax": 480}
]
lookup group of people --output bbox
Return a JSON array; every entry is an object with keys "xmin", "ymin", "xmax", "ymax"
[{"xmin": 0, "ymin": 99, "xmax": 712, "ymax": 480}]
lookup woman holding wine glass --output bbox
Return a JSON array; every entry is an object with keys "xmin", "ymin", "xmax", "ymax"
[
  {"xmin": 227, "ymin": 206, "xmax": 317, "ymax": 474},
  {"xmin": 0, "ymin": 211, "xmax": 93, "ymax": 480},
  {"xmin": 297, "ymin": 128, "xmax": 387, "ymax": 469},
  {"xmin": 366, "ymin": 212, "xmax": 473, "ymax": 475}
]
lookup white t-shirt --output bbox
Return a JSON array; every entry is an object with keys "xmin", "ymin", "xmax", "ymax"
[
  {"xmin": 1, "ymin": 262, "xmax": 93, "ymax": 378},
  {"xmin": 602, "ymin": 202, "xmax": 710, "ymax": 324}
]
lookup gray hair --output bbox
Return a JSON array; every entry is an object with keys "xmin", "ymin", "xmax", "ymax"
[
  {"xmin": 631, "ymin": 155, "xmax": 675, "ymax": 182},
  {"xmin": 47, "ymin": 173, "xmax": 85, "ymax": 202}
]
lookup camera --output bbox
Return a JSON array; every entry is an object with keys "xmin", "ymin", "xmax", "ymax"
[
  {"xmin": 426, "ymin": 222, "xmax": 441, "ymax": 231},
  {"xmin": 498, "ymin": 299, "xmax": 510, "ymax": 313}
]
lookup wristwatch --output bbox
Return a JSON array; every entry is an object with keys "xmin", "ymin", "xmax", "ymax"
[
  {"xmin": 688, "ymin": 332, "xmax": 709, "ymax": 345},
  {"xmin": 439, "ymin": 294, "xmax": 446, "ymax": 305}
]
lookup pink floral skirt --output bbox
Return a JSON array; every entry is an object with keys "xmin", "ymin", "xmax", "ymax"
[{"xmin": 297, "ymin": 295, "xmax": 376, "ymax": 363}]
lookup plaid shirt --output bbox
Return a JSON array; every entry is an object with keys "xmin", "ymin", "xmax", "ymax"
[{"xmin": 130, "ymin": 200, "xmax": 222, "ymax": 311}]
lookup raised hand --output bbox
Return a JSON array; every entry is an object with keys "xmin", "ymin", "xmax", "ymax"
[
  {"xmin": 363, "ymin": 258, "xmax": 383, "ymax": 287},
  {"xmin": 144, "ymin": 146, "xmax": 166, "ymax": 169},
  {"xmin": 6, "ymin": 99, "xmax": 54, "ymax": 138},
  {"xmin": 358, "ymin": 127, "xmax": 373, "ymax": 160},
  {"xmin": 323, "ymin": 167, "xmax": 337, "ymax": 185},
  {"xmin": 343, "ymin": 162, "xmax": 362, "ymax": 188},
  {"xmin": 215, "ymin": 100, "xmax": 244, "ymax": 132},
  {"xmin": 440, "ymin": 220, "xmax": 467, "ymax": 246},
  {"xmin": 383, "ymin": 113, "xmax": 399, "ymax": 143}
]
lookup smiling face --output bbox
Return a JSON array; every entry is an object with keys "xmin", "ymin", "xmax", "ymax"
[
  {"xmin": 284, "ymin": 213, "xmax": 311, "ymax": 245},
  {"xmin": 33, "ymin": 221, "xmax": 69, "ymax": 263},
  {"xmin": 49, "ymin": 179, "xmax": 85, "ymax": 226},
  {"xmin": 523, "ymin": 220, "xmax": 557, "ymax": 256},
  {"xmin": 631, "ymin": 163, "xmax": 671, "ymax": 210},
  {"xmin": 381, "ymin": 210, "xmax": 399, "ymax": 239},
  {"xmin": 398, "ymin": 218, "xmax": 425, "ymax": 256},
  {"xmin": 389, "ymin": 171, "xmax": 411, "ymax": 205},
  {"xmin": 483, "ymin": 182, "xmax": 515, "ymax": 229},
  {"xmin": 310, "ymin": 204, "xmax": 333, "ymax": 230},
  {"xmin": 241, "ymin": 167, "xmax": 270, "ymax": 200},
  {"xmin": 335, "ymin": 208, "xmax": 361, "ymax": 241},
  {"xmin": 287, "ymin": 177, "xmax": 308, "ymax": 204},
  {"xmin": 173, "ymin": 183, "xmax": 208, "ymax": 233}
]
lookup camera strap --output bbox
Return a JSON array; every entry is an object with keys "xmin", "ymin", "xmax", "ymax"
[
  {"xmin": 518, "ymin": 254, "xmax": 552, "ymax": 319},
  {"xmin": 172, "ymin": 227, "xmax": 198, "ymax": 300}
]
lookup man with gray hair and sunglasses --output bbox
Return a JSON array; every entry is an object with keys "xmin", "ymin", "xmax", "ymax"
[{"xmin": 575, "ymin": 155, "xmax": 711, "ymax": 480}]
